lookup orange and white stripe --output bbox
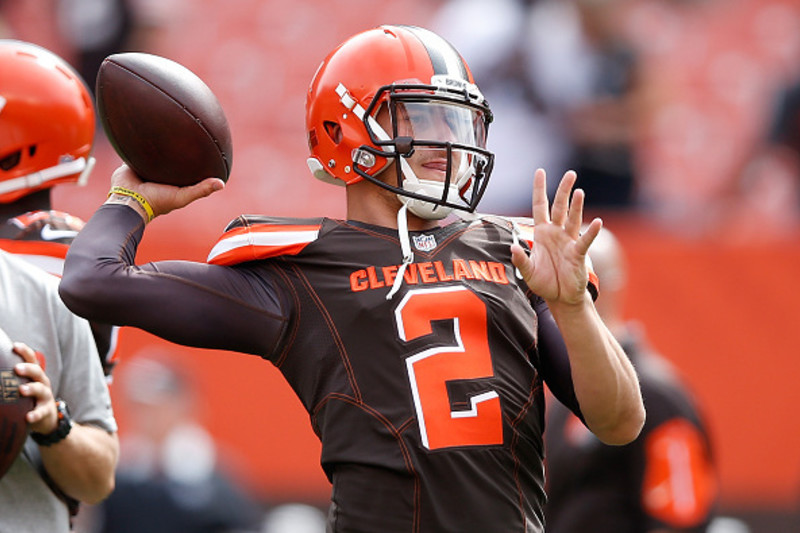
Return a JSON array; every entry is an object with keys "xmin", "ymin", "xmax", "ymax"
[{"xmin": 208, "ymin": 223, "xmax": 321, "ymax": 266}]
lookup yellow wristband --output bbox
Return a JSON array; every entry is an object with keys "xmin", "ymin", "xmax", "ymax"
[{"xmin": 108, "ymin": 186, "xmax": 155, "ymax": 222}]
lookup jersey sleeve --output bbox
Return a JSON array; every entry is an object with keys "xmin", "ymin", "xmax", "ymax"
[
  {"xmin": 207, "ymin": 215, "xmax": 324, "ymax": 265},
  {"xmin": 534, "ymin": 297, "xmax": 584, "ymax": 420},
  {"xmin": 60, "ymin": 204, "xmax": 292, "ymax": 358}
]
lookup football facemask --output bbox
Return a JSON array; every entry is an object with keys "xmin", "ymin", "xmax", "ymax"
[{"xmin": 355, "ymin": 83, "xmax": 494, "ymax": 220}]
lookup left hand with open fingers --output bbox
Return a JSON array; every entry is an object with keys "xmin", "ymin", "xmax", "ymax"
[
  {"xmin": 511, "ymin": 168, "xmax": 602, "ymax": 306},
  {"xmin": 12, "ymin": 342, "xmax": 58, "ymax": 434}
]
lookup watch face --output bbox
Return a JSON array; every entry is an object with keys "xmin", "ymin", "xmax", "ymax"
[{"xmin": 54, "ymin": 400, "xmax": 71, "ymax": 430}]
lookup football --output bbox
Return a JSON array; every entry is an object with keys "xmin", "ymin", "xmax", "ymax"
[
  {"xmin": 0, "ymin": 329, "xmax": 33, "ymax": 480},
  {"xmin": 95, "ymin": 52, "xmax": 233, "ymax": 186}
]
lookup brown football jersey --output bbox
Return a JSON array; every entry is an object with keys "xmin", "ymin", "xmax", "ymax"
[{"xmin": 61, "ymin": 205, "xmax": 592, "ymax": 532}]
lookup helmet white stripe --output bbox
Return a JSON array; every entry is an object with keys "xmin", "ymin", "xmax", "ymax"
[{"xmin": 401, "ymin": 26, "xmax": 468, "ymax": 80}]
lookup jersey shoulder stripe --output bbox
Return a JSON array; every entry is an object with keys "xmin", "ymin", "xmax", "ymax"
[{"xmin": 207, "ymin": 215, "xmax": 324, "ymax": 265}]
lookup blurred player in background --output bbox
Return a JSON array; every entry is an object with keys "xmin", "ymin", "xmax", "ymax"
[
  {"xmin": 762, "ymin": 75, "xmax": 800, "ymax": 180},
  {"xmin": 60, "ymin": 25, "xmax": 644, "ymax": 532},
  {"xmin": 732, "ymin": 71, "xmax": 800, "ymax": 239},
  {"xmin": 0, "ymin": 39, "xmax": 121, "ymax": 379},
  {"xmin": 544, "ymin": 226, "xmax": 718, "ymax": 532},
  {"xmin": 90, "ymin": 351, "xmax": 264, "ymax": 533},
  {"xmin": 0, "ymin": 249, "xmax": 118, "ymax": 532},
  {"xmin": 434, "ymin": 0, "xmax": 651, "ymax": 214}
]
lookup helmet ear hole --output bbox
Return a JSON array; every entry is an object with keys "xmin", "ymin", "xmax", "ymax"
[
  {"xmin": 323, "ymin": 121, "xmax": 342, "ymax": 144},
  {"xmin": 0, "ymin": 151, "xmax": 21, "ymax": 171},
  {"xmin": 0, "ymin": 40, "xmax": 95, "ymax": 202}
]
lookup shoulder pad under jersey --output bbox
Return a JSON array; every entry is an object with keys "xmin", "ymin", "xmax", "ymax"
[
  {"xmin": 0, "ymin": 209, "xmax": 85, "ymax": 243},
  {"xmin": 473, "ymin": 214, "xmax": 599, "ymax": 299},
  {"xmin": 207, "ymin": 215, "xmax": 325, "ymax": 266},
  {"xmin": 0, "ymin": 210, "xmax": 86, "ymax": 275}
]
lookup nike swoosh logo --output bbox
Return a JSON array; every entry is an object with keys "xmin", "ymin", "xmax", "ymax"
[{"xmin": 40, "ymin": 224, "xmax": 79, "ymax": 242}]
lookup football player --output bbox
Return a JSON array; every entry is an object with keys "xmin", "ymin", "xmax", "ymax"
[
  {"xmin": 60, "ymin": 25, "xmax": 645, "ymax": 532},
  {"xmin": 544, "ymin": 227, "xmax": 719, "ymax": 532},
  {"xmin": 0, "ymin": 249, "xmax": 118, "ymax": 532},
  {"xmin": 0, "ymin": 40, "xmax": 120, "ymax": 378}
]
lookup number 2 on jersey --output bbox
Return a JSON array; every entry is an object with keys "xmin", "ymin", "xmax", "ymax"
[{"xmin": 395, "ymin": 286, "xmax": 503, "ymax": 450}]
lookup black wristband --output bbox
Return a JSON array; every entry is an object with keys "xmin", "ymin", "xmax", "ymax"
[{"xmin": 31, "ymin": 399, "xmax": 72, "ymax": 446}]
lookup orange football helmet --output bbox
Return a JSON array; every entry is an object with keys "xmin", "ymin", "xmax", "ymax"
[
  {"xmin": 306, "ymin": 25, "xmax": 494, "ymax": 219},
  {"xmin": 0, "ymin": 40, "xmax": 95, "ymax": 204}
]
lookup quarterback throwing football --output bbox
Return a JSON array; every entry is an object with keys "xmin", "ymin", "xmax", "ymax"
[{"xmin": 61, "ymin": 25, "xmax": 644, "ymax": 532}]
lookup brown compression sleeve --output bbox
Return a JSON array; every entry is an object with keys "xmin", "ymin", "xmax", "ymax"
[{"xmin": 60, "ymin": 204, "xmax": 290, "ymax": 358}]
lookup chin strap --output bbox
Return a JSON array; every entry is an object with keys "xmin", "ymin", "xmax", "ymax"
[{"xmin": 386, "ymin": 203, "xmax": 414, "ymax": 300}]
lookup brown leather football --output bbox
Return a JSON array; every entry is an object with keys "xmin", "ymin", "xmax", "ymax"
[
  {"xmin": 0, "ymin": 328, "xmax": 33, "ymax": 480},
  {"xmin": 96, "ymin": 52, "xmax": 233, "ymax": 187}
]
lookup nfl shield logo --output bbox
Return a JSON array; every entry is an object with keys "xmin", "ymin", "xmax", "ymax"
[{"xmin": 412, "ymin": 234, "xmax": 437, "ymax": 252}]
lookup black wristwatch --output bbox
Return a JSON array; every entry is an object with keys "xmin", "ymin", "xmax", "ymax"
[{"xmin": 31, "ymin": 399, "xmax": 72, "ymax": 446}]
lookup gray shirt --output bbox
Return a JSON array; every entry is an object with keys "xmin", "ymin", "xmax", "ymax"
[{"xmin": 0, "ymin": 250, "xmax": 117, "ymax": 532}]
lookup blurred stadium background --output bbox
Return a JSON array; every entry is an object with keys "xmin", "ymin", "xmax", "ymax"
[{"xmin": 3, "ymin": 0, "xmax": 800, "ymax": 531}]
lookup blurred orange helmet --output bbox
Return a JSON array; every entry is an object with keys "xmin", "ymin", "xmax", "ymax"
[
  {"xmin": 0, "ymin": 40, "xmax": 95, "ymax": 204},
  {"xmin": 305, "ymin": 25, "xmax": 494, "ymax": 219}
]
